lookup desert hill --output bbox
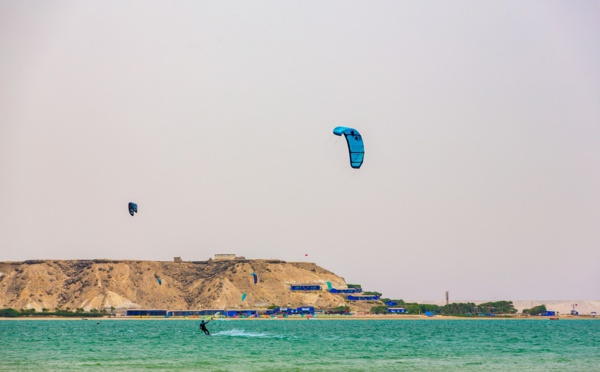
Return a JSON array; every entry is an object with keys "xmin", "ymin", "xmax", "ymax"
[{"xmin": 0, "ymin": 259, "xmax": 371, "ymax": 312}]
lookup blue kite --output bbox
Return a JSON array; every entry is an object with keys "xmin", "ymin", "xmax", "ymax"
[
  {"xmin": 333, "ymin": 126, "xmax": 364, "ymax": 169},
  {"xmin": 128, "ymin": 202, "xmax": 138, "ymax": 217}
]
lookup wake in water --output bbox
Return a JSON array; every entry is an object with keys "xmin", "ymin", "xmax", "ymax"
[{"xmin": 212, "ymin": 329, "xmax": 281, "ymax": 338}]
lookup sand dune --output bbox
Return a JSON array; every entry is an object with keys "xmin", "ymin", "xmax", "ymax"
[{"xmin": 415, "ymin": 299, "xmax": 600, "ymax": 315}]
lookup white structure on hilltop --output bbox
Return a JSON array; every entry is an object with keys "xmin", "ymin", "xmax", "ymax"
[{"xmin": 214, "ymin": 254, "xmax": 245, "ymax": 261}]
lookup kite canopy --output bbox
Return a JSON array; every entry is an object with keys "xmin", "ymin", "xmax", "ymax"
[
  {"xmin": 128, "ymin": 202, "xmax": 138, "ymax": 217},
  {"xmin": 333, "ymin": 126, "xmax": 364, "ymax": 169}
]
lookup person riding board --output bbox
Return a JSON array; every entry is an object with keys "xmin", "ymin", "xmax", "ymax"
[{"xmin": 199, "ymin": 318, "xmax": 213, "ymax": 335}]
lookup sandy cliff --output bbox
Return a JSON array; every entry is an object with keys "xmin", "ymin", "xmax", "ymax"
[{"xmin": 0, "ymin": 259, "xmax": 369, "ymax": 311}]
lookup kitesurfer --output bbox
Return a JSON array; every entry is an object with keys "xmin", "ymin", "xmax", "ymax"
[{"xmin": 199, "ymin": 318, "xmax": 212, "ymax": 335}]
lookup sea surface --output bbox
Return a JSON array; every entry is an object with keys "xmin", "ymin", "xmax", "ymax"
[{"xmin": 1, "ymin": 318, "xmax": 599, "ymax": 371}]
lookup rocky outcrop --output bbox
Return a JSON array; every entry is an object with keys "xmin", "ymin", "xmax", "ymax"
[{"xmin": 0, "ymin": 259, "xmax": 362, "ymax": 311}]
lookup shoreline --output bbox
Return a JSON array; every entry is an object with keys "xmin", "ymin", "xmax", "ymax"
[{"xmin": 1, "ymin": 314, "xmax": 598, "ymax": 321}]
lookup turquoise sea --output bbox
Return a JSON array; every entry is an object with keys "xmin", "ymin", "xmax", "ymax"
[{"xmin": 1, "ymin": 319, "xmax": 599, "ymax": 371}]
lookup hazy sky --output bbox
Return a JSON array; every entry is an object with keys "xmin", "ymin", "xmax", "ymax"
[{"xmin": 1, "ymin": 1, "xmax": 599, "ymax": 301}]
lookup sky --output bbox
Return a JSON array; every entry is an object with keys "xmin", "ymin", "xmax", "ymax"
[{"xmin": 1, "ymin": 0, "xmax": 599, "ymax": 301}]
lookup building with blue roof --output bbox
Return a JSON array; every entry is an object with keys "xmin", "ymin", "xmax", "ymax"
[
  {"xmin": 168, "ymin": 310, "xmax": 202, "ymax": 317},
  {"xmin": 330, "ymin": 288, "xmax": 362, "ymax": 294},
  {"xmin": 347, "ymin": 295, "xmax": 380, "ymax": 301},
  {"xmin": 126, "ymin": 309, "xmax": 168, "ymax": 317},
  {"xmin": 387, "ymin": 307, "xmax": 406, "ymax": 314},
  {"xmin": 290, "ymin": 283, "xmax": 322, "ymax": 291},
  {"xmin": 297, "ymin": 306, "xmax": 315, "ymax": 315}
]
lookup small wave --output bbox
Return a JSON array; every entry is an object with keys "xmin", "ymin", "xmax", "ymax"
[{"xmin": 213, "ymin": 329, "xmax": 273, "ymax": 338}]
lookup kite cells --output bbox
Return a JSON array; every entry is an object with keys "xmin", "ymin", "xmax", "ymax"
[{"xmin": 333, "ymin": 126, "xmax": 364, "ymax": 169}]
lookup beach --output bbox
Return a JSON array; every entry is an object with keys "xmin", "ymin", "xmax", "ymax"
[{"xmin": 3, "ymin": 313, "xmax": 598, "ymax": 321}]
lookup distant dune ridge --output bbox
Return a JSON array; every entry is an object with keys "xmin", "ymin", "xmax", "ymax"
[
  {"xmin": 412, "ymin": 300, "xmax": 600, "ymax": 315},
  {"xmin": 511, "ymin": 300, "xmax": 599, "ymax": 315},
  {"xmin": 0, "ymin": 259, "xmax": 363, "ymax": 312}
]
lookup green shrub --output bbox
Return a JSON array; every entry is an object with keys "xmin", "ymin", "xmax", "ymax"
[
  {"xmin": 370, "ymin": 306, "xmax": 388, "ymax": 314},
  {"xmin": 0, "ymin": 308, "xmax": 21, "ymax": 317},
  {"xmin": 526, "ymin": 305, "xmax": 547, "ymax": 316}
]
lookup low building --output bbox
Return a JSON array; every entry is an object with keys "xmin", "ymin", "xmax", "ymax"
[
  {"xmin": 168, "ymin": 310, "xmax": 202, "ymax": 317},
  {"xmin": 193, "ymin": 309, "xmax": 258, "ymax": 317},
  {"xmin": 387, "ymin": 307, "xmax": 407, "ymax": 314},
  {"xmin": 265, "ymin": 307, "xmax": 280, "ymax": 315},
  {"xmin": 273, "ymin": 306, "xmax": 315, "ymax": 315},
  {"xmin": 330, "ymin": 288, "xmax": 361, "ymax": 294},
  {"xmin": 126, "ymin": 309, "xmax": 168, "ymax": 317},
  {"xmin": 290, "ymin": 283, "xmax": 321, "ymax": 291},
  {"xmin": 296, "ymin": 306, "xmax": 315, "ymax": 315},
  {"xmin": 174, "ymin": 257, "xmax": 182, "ymax": 263},
  {"xmin": 324, "ymin": 308, "xmax": 350, "ymax": 315},
  {"xmin": 199, "ymin": 309, "xmax": 225, "ymax": 316},
  {"xmin": 224, "ymin": 309, "xmax": 258, "ymax": 317},
  {"xmin": 215, "ymin": 254, "xmax": 236, "ymax": 261},
  {"xmin": 347, "ymin": 295, "xmax": 380, "ymax": 301},
  {"xmin": 385, "ymin": 301, "xmax": 398, "ymax": 306}
]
